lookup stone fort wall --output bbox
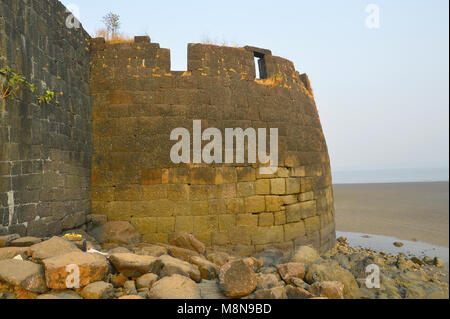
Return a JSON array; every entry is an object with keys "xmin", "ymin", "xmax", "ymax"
[
  {"xmin": 0, "ymin": 0, "xmax": 92, "ymax": 237},
  {"xmin": 90, "ymin": 37, "xmax": 336, "ymax": 254}
]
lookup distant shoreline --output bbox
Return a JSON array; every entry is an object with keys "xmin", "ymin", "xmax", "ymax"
[{"xmin": 333, "ymin": 181, "xmax": 449, "ymax": 248}]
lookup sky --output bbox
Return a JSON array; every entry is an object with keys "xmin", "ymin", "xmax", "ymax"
[{"xmin": 61, "ymin": 0, "xmax": 449, "ymax": 174}]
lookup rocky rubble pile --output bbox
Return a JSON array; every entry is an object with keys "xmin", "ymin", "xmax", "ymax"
[{"xmin": 0, "ymin": 218, "xmax": 448, "ymax": 300}]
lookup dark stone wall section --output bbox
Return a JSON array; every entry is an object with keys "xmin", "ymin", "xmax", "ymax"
[{"xmin": 0, "ymin": 0, "xmax": 92, "ymax": 237}]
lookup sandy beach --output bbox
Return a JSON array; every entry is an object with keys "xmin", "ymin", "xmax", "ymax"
[{"xmin": 334, "ymin": 182, "xmax": 449, "ymax": 248}]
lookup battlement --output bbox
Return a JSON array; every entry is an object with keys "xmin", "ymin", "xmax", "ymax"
[{"xmin": 90, "ymin": 36, "xmax": 309, "ymax": 93}]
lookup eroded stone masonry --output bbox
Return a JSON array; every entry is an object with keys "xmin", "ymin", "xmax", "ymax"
[{"xmin": 1, "ymin": 0, "xmax": 335, "ymax": 255}]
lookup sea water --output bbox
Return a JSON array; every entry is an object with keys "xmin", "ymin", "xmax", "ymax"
[
  {"xmin": 337, "ymin": 231, "xmax": 449, "ymax": 264},
  {"xmin": 332, "ymin": 168, "xmax": 449, "ymax": 185}
]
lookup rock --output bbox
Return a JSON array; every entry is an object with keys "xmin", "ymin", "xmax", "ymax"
[
  {"xmin": 28, "ymin": 236, "xmax": 81, "ymax": 262},
  {"xmin": 254, "ymin": 248, "xmax": 285, "ymax": 267},
  {"xmin": 285, "ymin": 285, "xmax": 314, "ymax": 299},
  {"xmin": 133, "ymin": 244, "xmax": 167, "ymax": 257},
  {"xmin": 163, "ymin": 244, "xmax": 202, "ymax": 262},
  {"xmin": 291, "ymin": 246, "xmax": 321, "ymax": 265},
  {"xmin": 410, "ymin": 257, "xmax": 425, "ymax": 266},
  {"xmin": 108, "ymin": 247, "xmax": 131, "ymax": 254},
  {"xmin": 43, "ymin": 251, "xmax": 109, "ymax": 289},
  {"xmin": 0, "ymin": 247, "xmax": 28, "ymax": 260},
  {"xmin": 310, "ymin": 281, "xmax": 345, "ymax": 299},
  {"xmin": 119, "ymin": 295, "xmax": 144, "ymax": 299},
  {"xmin": 0, "ymin": 234, "xmax": 20, "ymax": 247},
  {"xmin": 254, "ymin": 287, "xmax": 286, "ymax": 299},
  {"xmin": 190, "ymin": 256, "xmax": 219, "ymax": 280},
  {"xmin": 148, "ymin": 274, "xmax": 201, "ymax": 299},
  {"xmin": 136, "ymin": 273, "xmax": 158, "ymax": 289},
  {"xmin": 0, "ymin": 260, "xmax": 47, "ymax": 293},
  {"xmin": 138, "ymin": 291, "xmax": 149, "ymax": 299},
  {"xmin": 219, "ymin": 259, "xmax": 257, "ymax": 298},
  {"xmin": 256, "ymin": 273, "xmax": 282, "ymax": 289},
  {"xmin": 9, "ymin": 237, "xmax": 43, "ymax": 247},
  {"xmin": 89, "ymin": 221, "xmax": 141, "ymax": 246},
  {"xmin": 110, "ymin": 273, "xmax": 129, "ymax": 288},
  {"xmin": 198, "ymin": 280, "xmax": 227, "ymax": 299},
  {"xmin": 433, "ymin": 257, "xmax": 445, "ymax": 268},
  {"xmin": 393, "ymin": 242, "xmax": 404, "ymax": 248},
  {"xmin": 159, "ymin": 255, "xmax": 201, "ymax": 282},
  {"xmin": 290, "ymin": 278, "xmax": 310, "ymax": 290},
  {"xmin": 124, "ymin": 280, "xmax": 138, "ymax": 295},
  {"xmin": 305, "ymin": 261, "xmax": 360, "ymax": 299},
  {"xmin": 36, "ymin": 290, "xmax": 83, "ymax": 299},
  {"xmin": 109, "ymin": 253, "xmax": 162, "ymax": 278},
  {"xmin": 337, "ymin": 236, "xmax": 347, "ymax": 244},
  {"xmin": 169, "ymin": 232, "xmax": 206, "ymax": 255},
  {"xmin": 277, "ymin": 263, "xmax": 306, "ymax": 282},
  {"xmin": 207, "ymin": 251, "xmax": 232, "ymax": 267},
  {"xmin": 86, "ymin": 214, "xmax": 108, "ymax": 229},
  {"xmin": 243, "ymin": 257, "xmax": 264, "ymax": 270},
  {"xmin": 80, "ymin": 281, "xmax": 114, "ymax": 299}
]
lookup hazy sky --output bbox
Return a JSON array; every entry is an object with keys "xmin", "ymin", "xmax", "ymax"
[{"xmin": 61, "ymin": 0, "xmax": 449, "ymax": 172}]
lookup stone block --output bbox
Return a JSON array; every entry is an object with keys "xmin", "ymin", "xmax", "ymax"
[{"xmin": 270, "ymin": 179, "xmax": 286, "ymax": 195}]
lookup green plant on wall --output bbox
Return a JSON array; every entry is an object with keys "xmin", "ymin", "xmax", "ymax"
[
  {"xmin": 0, "ymin": 66, "xmax": 56, "ymax": 104},
  {"xmin": 37, "ymin": 90, "xmax": 55, "ymax": 104},
  {"xmin": 0, "ymin": 66, "xmax": 36, "ymax": 99}
]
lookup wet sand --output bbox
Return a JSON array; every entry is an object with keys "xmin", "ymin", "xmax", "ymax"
[{"xmin": 333, "ymin": 182, "xmax": 449, "ymax": 248}]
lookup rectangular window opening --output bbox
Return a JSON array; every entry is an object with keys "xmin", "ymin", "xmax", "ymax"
[{"xmin": 254, "ymin": 52, "xmax": 267, "ymax": 80}]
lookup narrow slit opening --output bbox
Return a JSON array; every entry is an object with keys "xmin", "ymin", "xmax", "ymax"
[{"xmin": 254, "ymin": 52, "xmax": 267, "ymax": 79}]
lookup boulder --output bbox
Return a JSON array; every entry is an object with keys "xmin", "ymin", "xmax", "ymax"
[
  {"xmin": 28, "ymin": 236, "xmax": 81, "ymax": 262},
  {"xmin": 285, "ymin": 285, "xmax": 314, "ymax": 299},
  {"xmin": 277, "ymin": 263, "xmax": 306, "ymax": 282},
  {"xmin": 169, "ymin": 232, "xmax": 206, "ymax": 255},
  {"xmin": 310, "ymin": 281, "xmax": 345, "ymax": 299},
  {"xmin": 256, "ymin": 273, "xmax": 283, "ymax": 290},
  {"xmin": 110, "ymin": 273, "xmax": 129, "ymax": 288},
  {"xmin": 243, "ymin": 257, "xmax": 264, "ymax": 270},
  {"xmin": 0, "ymin": 260, "xmax": 47, "ymax": 293},
  {"xmin": 89, "ymin": 221, "xmax": 141, "ymax": 246},
  {"xmin": 189, "ymin": 256, "xmax": 219, "ymax": 280},
  {"xmin": 433, "ymin": 257, "xmax": 445, "ymax": 268},
  {"xmin": 305, "ymin": 261, "xmax": 360, "ymax": 299},
  {"xmin": 124, "ymin": 280, "xmax": 138, "ymax": 295},
  {"xmin": 290, "ymin": 278, "xmax": 310, "ymax": 290},
  {"xmin": 0, "ymin": 247, "xmax": 28, "ymax": 260},
  {"xmin": 207, "ymin": 251, "xmax": 232, "ymax": 267},
  {"xmin": 0, "ymin": 234, "xmax": 20, "ymax": 247},
  {"xmin": 148, "ymin": 274, "xmax": 201, "ymax": 299},
  {"xmin": 80, "ymin": 281, "xmax": 115, "ymax": 299},
  {"xmin": 136, "ymin": 273, "xmax": 159, "ymax": 289},
  {"xmin": 36, "ymin": 290, "xmax": 83, "ymax": 299},
  {"xmin": 219, "ymin": 259, "xmax": 257, "ymax": 298},
  {"xmin": 133, "ymin": 244, "xmax": 167, "ymax": 257},
  {"xmin": 254, "ymin": 248, "xmax": 285, "ymax": 267},
  {"xmin": 108, "ymin": 247, "xmax": 132, "ymax": 255},
  {"xmin": 198, "ymin": 280, "xmax": 227, "ymax": 299},
  {"xmin": 109, "ymin": 253, "xmax": 162, "ymax": 278},
  {"xmin": 253, "ymin": 287, "xmax": 286, "ymax": 299},
  {"xmin": 159, "ymin": 255, "xmax": 201, "ymax": 282},
  {"xmin": 291, "ymin": 246, "xmax": 321, "ymax": 265},
  {"xmin": 43, "ymin": 251, "xmax": 109, "ymax": 289},
  {"xmin": 162, "ymin": 244, "xmax": 202, "ymax": 262},
  {"xmin": 9, "ymin": 237, "xmax": 43, "ymax": 247}
]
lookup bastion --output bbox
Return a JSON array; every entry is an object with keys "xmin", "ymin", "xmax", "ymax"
[
  {"xmin": 90, "ymin": 37, "xmax": 336, "ymax": 254},
  {"xmin": 1, "ymin": 0, "xmax": 335, "ymax": 255}
]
